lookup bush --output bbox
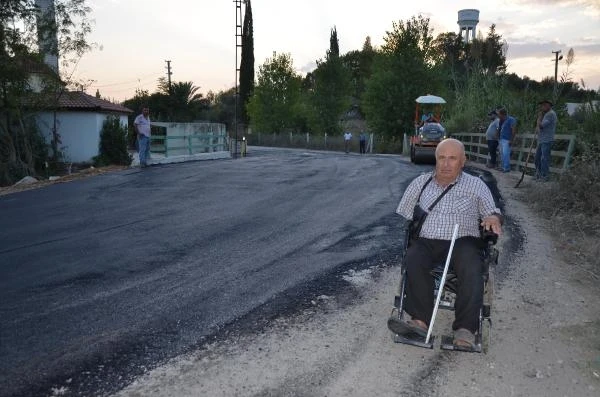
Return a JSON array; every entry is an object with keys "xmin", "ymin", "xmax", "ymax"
[
  {"xmin": 525, "ymin": 129, "xmax": 600, "ymax": 277},
  {"xmin": 94, "ymin": 116, "xmax": 132, "ymax": 167}
]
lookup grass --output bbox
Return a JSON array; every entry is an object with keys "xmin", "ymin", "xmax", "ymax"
[{"xmin": 525, "ymin": 155, "xmax": 600, "ymax": 280}]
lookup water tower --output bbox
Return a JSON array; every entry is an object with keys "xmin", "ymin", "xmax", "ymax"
[{"xmin": 458, "ymin": 9, "xmax": 479, "ymax": 43}]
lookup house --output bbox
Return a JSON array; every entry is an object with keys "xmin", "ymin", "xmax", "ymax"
[{"xmin": 35, "ymin": 92, "xmax": 133, "ymax": 163}]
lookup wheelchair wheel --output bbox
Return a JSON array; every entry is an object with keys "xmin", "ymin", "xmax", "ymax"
[{"xmin": 483, "ymin": 270, "xmax": 494, "ymax": 317}]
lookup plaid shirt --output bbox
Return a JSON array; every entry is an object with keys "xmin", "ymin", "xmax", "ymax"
[{"xmin": 396, "ymin": 171, "xmax": 501, "ymax": 240}]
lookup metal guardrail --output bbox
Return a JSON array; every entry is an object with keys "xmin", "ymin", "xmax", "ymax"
[
  {"xmin": 453, "ymin": 132, "xmax": 576, "ymax": 174},
  {"xmin": 150, "ymin": 133, "xmax": 227, "ymax": 157}
]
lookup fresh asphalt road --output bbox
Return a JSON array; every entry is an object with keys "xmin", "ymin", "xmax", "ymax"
[{"xmin": 0, "ymin": 148, "xmax": 426, "ymax": 397}]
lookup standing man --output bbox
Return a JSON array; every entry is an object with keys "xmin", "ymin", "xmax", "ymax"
[
  {"xmin": 497, "ymin": 108, "xmax": 517, "ymax": 173},
  {"xmin": 344, "ymin": 130, "xmax": 352, "ymax": 154},
  {"xmin": 485, "ymin": 110, "xmax": 500, "ymax": 168},
  {"xmin": 134, "ymin": 107, "xmax": 151, "ymax": 168},
  {"xmin": 535, "ymin": 100, "xmax": 557, "ymax": 181},
  {"xmin": 359, "ymin": 131, "xmax": 367, "ymax": 154}
]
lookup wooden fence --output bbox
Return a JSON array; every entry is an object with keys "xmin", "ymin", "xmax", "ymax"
[{"xmin": 452, "ymin": 132, "xmax": 576, "ymax": 175}]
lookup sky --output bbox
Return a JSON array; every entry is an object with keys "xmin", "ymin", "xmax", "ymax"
[{"xmin": 73, "ymin": 0, "xmax": 600, "ymax": 102}]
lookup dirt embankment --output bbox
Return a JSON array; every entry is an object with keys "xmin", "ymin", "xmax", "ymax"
[{"xmin": 113, "ymin": 165, "xmax": 599, "ymax": 397}]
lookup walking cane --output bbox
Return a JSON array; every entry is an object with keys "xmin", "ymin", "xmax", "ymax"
[{"xmin": 425, "ymin": 224, "xmax": 459, "ymax": 345}]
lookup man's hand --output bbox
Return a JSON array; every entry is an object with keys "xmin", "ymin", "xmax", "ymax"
[{"xmin": 481, "ymin": 215, "xmax": 502, "ymax": 236}]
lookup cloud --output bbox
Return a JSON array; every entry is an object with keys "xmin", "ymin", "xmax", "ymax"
[
  {"xmin": 503, "ymin": 0, "xmax": 600, "ymax": 18},
  {"xmin": 506, "ymin": 41, "xmax": 600, "ymax": 58},
  {"xmin": 299, "ymin": 61, "xmax": 317, "ymax": 74}
]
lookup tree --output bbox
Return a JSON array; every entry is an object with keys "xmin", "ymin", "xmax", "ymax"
[
  {"xmin": 239, "ymin": 0, "xmax": 254, "ymax": 125},
  {"xmin": 247, "ymin": 52, "xmax": 302, "ymax": 134},
  {"xmin": 342, "ymin": 36, "xmax": 376, "ymax": 101},
  {"xmin": 467, "ymin": 24, "xmax": 506, "ymax": 75},
  {"xmin": 309, "ymin": 26, "xmax": 351, "ymax": 135},
  {"xmin": 94, "ymin": 115, "xmax": 132, "ymax": 166},
  {"xmin": 363, "ymin": 15, "xmax": 440, "ymax": 140},
  {"xmin": 329, "ymin": 26, "xmax": 339, "ymax": 58},
  {"xmin": 0, "ymin": 0, "xmax": 93, "ymax": 186}
]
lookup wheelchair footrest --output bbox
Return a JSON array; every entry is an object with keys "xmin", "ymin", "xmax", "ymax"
[
  {"xmin": 393, "ymin": 333, "xmax": 434, "ymax": 349},
  {"xmin": 440, "ymin": 335, "xmax": 482, "ymax": 353}
]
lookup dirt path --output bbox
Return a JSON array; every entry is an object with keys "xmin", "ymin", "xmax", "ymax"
[{"xmin": 114, "ymin": 166, "xmax": 600, "ymax": 397}]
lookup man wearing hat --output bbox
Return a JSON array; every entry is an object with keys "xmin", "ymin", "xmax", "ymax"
[
  {"xmin": 536, "ymin": 100, "xmax": 557, "ymax": 181},
  {"xmin": 485, "ymin": 109, "xmax": 500, "ymax": 168}
]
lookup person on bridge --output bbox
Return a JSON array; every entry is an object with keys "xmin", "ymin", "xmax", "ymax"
[
  {"xmin": 535, "ymin": 100, "xmax": 557, "ymax": 182},
  {"xmin": 485, "ymin": 109, "xmax": 500, "ymax": 168},
  {"xmin": 390, "ymin": 138, "xmax": 503, "ymax": 348},
  {"xmin": 497, "ymin": 108, "xmax": 517, "ymax": 173},
  {"xmin": 134, "ymin": 106, "xmax": 151, "ymax": 168}
]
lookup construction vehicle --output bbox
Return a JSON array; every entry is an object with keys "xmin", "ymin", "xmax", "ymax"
[{"xmin": 410, "ymin": 95, "xmax": 449, "ymax": 164}]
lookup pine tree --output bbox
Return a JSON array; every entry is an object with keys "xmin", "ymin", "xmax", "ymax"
[
  {"xmin": 329, "ymin": 26, "xmax": 339, "ymax": 58},
  {"xmin": 310, "ymin": 26, "xmax": 351, "ymax": 135},
  {"xmin": 239, "ymin": 0, "xmax": 254, "ymax": 125}
]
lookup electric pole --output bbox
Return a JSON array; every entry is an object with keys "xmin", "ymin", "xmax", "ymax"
[
  {"xmin": 165, "ymin": 60, "xmax": 173, "ymax": 94},
  {"xmin": 233, "ymin": 0, "xmax": 244, "ymax": 158},
  {"xmin": 552, "ymin": 50, "xmax": 562, "ymax": 99}
]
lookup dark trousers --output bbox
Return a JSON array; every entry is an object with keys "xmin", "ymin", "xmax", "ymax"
[
  {"xmin": 487, "ymin": 139, "xmax": 498, "ymax": 166},
  {"xmin": 359, "ymin": 140, "xmax": 366, "ymax": 154},
  {"xmin": 404, "ymin": 237, "xmax": 483, "ymax": 333}
]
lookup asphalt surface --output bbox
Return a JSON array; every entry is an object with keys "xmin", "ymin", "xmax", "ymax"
[{"xmin": 0, "ymin": 148, "xmax": 426, "ymax": 397}]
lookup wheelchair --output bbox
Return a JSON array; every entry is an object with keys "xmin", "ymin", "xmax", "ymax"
[{"xmin": 388, "ymin": 225, "xmax": 499, "ymax": 353}]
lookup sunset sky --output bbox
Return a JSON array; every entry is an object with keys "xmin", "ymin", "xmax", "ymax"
[{"xmin": 74, "ymin": 0, "xmax": 600, "ymax": 101}]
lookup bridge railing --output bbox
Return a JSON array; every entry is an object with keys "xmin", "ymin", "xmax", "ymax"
[
  {"xmin": 150, "ymin": 132, "xmax": 228, "ymax": 157},
  {"xmin": 452, "ymin": 132, "xmax": 576, "ymax": 175}
]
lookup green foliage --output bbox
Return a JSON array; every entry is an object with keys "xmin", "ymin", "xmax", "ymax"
[
  {"xmin": 468, "ymin": 25, "xmax": 507, "ymax": 75},
  {"xmin": 363, "ymin": 15, "xmax": 440, "ymax": 139},
  {"xmin": 342, "ymin": 37, "xmax": 376, "ymax": 101},
  {"xmin": 329, "ymin": 26, "xmax": 340, "ymax": 58},
  {"xmin": 94, "ymin": 116, "xmax": 132, "ymax": 166},
  {"xmin": 309, "ymin": 30, "xmax": 351, "ymax": 135},
  {"xmin": 0, "ymin": 0, "xmax": 93, "ymax": 186},
  {"xmin": 247, "ymin": 52, "xmax": 302, "ymax": 133},
  {"xmin": 239, "ymin": 0, "xmax": 254, "ymax": 124}
]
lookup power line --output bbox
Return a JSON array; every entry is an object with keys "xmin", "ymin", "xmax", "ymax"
[{"xmin": 89, "ymin": 73, "xmax": 161, "ymax": 88}]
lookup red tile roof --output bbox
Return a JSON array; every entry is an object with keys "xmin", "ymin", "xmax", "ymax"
[{"xmin": 56, "ymin": 91, "xmax": 133, "ymax": 113}]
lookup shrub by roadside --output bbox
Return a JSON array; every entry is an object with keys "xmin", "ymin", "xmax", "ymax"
[
  {"xmin": 525, "ymin": 151, "xmax": 599, "ymax": 279},
  {"xmin": 94, "ymin": 116, "xmax": 132, "ymax": 167}
]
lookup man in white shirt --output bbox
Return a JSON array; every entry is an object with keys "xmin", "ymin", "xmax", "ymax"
[
  {"xmin": 134, "ymin": 107, "xmax": 151, "ymax": 167},
  {"xmin": 389, "ymin": 139, "xmax": 502, "ymax": 348},
  {"xmin": 343, "ymin": 131, "xmax": 352, "ymax": 153}
]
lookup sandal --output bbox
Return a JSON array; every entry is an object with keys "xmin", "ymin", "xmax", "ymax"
[
  {"xmin": 453, "ymin": 328, "xmax": 476, "ymax": 348},
  {"xmin": 387, "ymin": 317, "xmax": 428, "ymax": 337}
]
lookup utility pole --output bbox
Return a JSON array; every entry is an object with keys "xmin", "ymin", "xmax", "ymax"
[
  {"xmin": 233, "ymin": 0, "xmax": 244, "ymax": 159},
  {"xmin": 551, "ymin": 50, "xmax": 562, "ymax": 99},
  {"xmin": 165, "ymin": 60, "xmax": 173, "ymax": 94}
]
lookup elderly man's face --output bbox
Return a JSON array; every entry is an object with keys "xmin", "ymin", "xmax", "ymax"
[
  {"xmin": 541, "ymin": 103, "xmax": 551, "ymax": 112},
  {"xmin": 142, "ymin": 108, "xmax": 149, "ymax": 117},
  {"xmin": 435, "ymin": 139, "xmax": 466, "ymax": 183}
]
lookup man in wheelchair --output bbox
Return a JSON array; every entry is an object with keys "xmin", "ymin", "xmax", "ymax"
[{"xmin": 388, "ymin": 138, "xmax": 502, "ymax": 350}]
